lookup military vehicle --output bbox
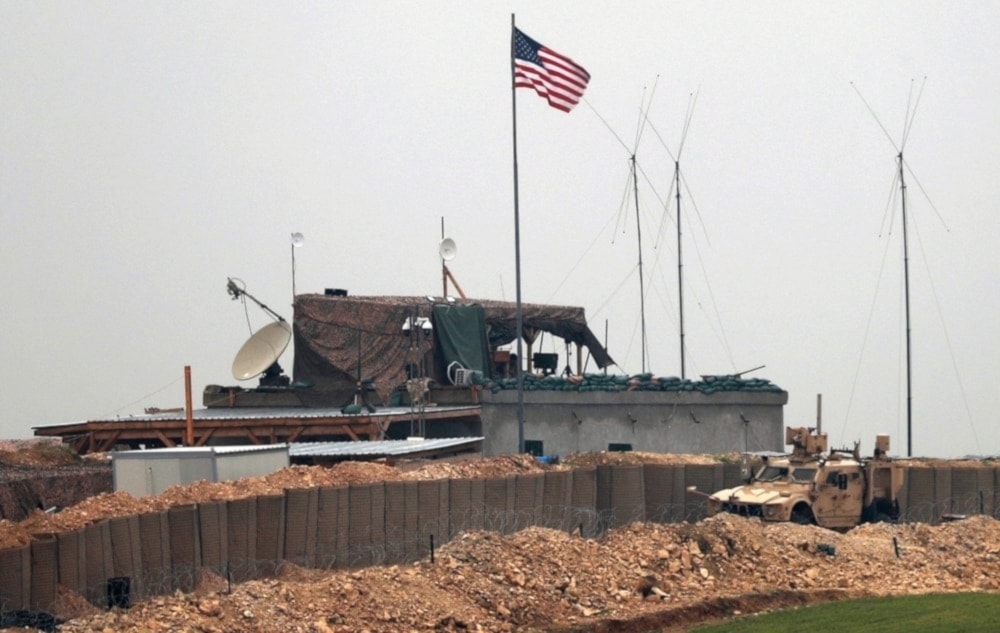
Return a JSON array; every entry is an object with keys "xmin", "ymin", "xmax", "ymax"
[{"xmin": 691, "ymin": 426, "xmax": 903, "ymax": 529}]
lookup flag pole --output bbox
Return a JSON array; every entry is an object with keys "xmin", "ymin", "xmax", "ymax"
[{"xmin": 510, "ymin": 13, "xmax": 526, "ymax": 454}]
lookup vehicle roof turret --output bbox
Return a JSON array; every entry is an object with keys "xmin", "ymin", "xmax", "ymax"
[{"xmin": 785, "ymin": 426, "xmax": 827, "ymax": 462}]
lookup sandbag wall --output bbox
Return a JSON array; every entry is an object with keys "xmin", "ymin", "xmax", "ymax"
[{"xmin": 1, "ymin": 462, "xmax": 996, "ymax": 613}]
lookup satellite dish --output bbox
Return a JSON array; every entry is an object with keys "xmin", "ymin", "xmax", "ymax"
[
  {"xmin": 291, "ymin": 232, "xmax": 305, "ymax": 247},
  {"xmin": 232, "ymin": 320, "xmax": 292, "ymax": 381},
  {"xmin": 439, "ymin": 237, "xmax": 457, "ymax": 261}
]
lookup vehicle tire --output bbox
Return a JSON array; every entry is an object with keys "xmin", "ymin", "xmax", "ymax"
[
  {"xmin": 871, "ymin": 500, "xmax": 898, "ymax": 524},
  {"xmin": 791, "ymin": 504, "xmax": 814, "ymax": 525}
]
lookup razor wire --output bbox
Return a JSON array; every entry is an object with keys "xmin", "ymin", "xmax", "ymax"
[
  {"xmin": 8, "ymin": 494, "xmax": 1000, "ymax": 621},
  {"xmin": 6, "ymin": 471, "xmax": 1000, "ymax": 620}
]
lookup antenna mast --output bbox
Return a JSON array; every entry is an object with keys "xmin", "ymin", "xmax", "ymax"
[
  {"xmin": 899, "ymin": 151, "xmax": 913, "ymax": 457},
  {"xmin": 675, "ymin": 160, "xmax": 686, "ymax": 379},
  {"xmin": 441, "ymin": 217, "xmax": 447, "ymax": 299},
  {"xmin": 632, "ymin": 154, "xmax": 648, "ymax": 373},
  {"xmin": 669, "ymin": 90, "xmax": 697, "ymax": 380},
  {"xmin": 852, "ymin": 78, "xmax": 925, "ymax": 456}
]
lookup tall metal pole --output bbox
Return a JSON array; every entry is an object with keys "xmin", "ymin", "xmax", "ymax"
[
  {"xmin": 899, "ymin": 152, "xmax": 913, "ymax": 457},
  {"xmin": 291, "ymin": 232, "xmax": 304, "ymax": 305},
  {"xmin": 510, "ymin": 14, "xmax": 526, "ymax": 453},
  {"xmin": 441, "ymin": 217, "xmax": 447, "ymax": 299},
  {"xmin": 675, "ymin": 161, "xmax": 685, "ymax": 379},
  {"xmin": 184, "ymin": 365, "xmax": 194, "ymax": 446},
  {"xmin": 816, "ymin": 393, "xmax": 822, "ymax": 435},
  {"xmin": 632, "ymin": 155, "xmax": 647, "ymax": 373}
]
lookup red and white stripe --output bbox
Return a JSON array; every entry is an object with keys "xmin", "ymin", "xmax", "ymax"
[{"xmin": 515, "ymin": 46, "xmax": 590, "ymax": 113}]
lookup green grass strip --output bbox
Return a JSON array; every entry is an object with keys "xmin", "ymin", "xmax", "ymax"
[{"xmin": 690, "ymin": 593, "xmax": 1000, "ymax": 633}]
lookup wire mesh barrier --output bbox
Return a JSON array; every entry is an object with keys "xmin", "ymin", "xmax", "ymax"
[{"xmin": 2, "ymin": 462, "xmax": 1000, "ymax": 616}]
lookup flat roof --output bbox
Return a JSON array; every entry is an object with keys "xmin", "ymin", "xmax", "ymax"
[
  {"xmin": 33, "ymin": 405, "xmax": 482, "ymax": 428},
  {"xmin": 107, "ymin": 439, "xmax": 479, "ymax": 462},
  {"xmin": 289, "ymin": 437, "xmax": 483, "ymax": 459},
  {"xmin": 113, "ymin": 444, "xmax": 289, "ymax": 457}
]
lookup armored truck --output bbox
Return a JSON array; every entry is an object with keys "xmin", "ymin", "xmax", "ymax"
[{"xmin": 696, "ymin": 426, "xmax": 903, "ymax": 529}]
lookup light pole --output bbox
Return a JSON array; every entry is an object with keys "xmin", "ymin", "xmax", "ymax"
[{"xmin": 291, "ymin": 232, "xmax": 304, "ymax": 303}]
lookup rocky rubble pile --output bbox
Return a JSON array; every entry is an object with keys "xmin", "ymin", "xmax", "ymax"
[
  {"xmin": 4, "ymin": 450, "xmax": 1000, "ymax": 631},
  {"xmin": 0, "ymin": 452, "xmax": 718, "ymax": 549},
  {"xmin": 42, "ymin": 513, "xmax": 1000, "ymax": 633},
  {"xmin": 0, "ymin": 441, "xmax": 112, "ymax": 523}
]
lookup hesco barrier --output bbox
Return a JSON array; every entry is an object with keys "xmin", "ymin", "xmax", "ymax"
[{"xmin": 2, "ymin": 462, "xmax": 999, "ymax": 613}]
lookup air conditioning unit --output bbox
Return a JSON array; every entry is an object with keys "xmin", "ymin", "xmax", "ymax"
[{"xmin": 453, "ymin": 368, "xmax": 482, "ymax": 386}]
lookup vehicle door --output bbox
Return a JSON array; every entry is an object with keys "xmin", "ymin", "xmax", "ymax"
[{"xmin": 813, "ymin": 467, "xmax": 865, "ymax": 528}]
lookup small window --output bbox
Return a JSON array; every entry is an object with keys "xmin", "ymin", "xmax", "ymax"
[
  {"xmin": 792, "ymin": 468, "xmax": 817, "ymax": 483},
  {"xmin": 757, "ymin": 466, "xmax": 787, "ymax": 482},
  {"xmin": 608, "ymin": 443, "xmax": 632, "ymax": 452},
  {"xmin": 524, "ymin": 440, "xmax": 544, "ymax": 456}
]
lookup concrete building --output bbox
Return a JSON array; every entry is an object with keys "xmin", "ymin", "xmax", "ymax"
[
  {"xmin": 37, "ymin": 295, "xmax": 788, "ymax": 460},
  {"xmin": 468, "ymin": 386, "xmax": 785, "ymax": 457}
]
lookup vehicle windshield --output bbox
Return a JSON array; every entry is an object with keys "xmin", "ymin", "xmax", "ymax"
[
  {"xmin": 754, "ymin": 465, "xmax": 817, "ymax": 483},
  {"xmin": 754, "ymin": 465, "xmax": 788, "ymax": 481},
  {"xmin": 791, "ymin": 467, "xmax": 817, "ymax": 483}
]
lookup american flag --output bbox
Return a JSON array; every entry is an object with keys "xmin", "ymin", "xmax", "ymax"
[{"xmin": 513, "ymin": 28, "xmax": 590, "ymax": 113}]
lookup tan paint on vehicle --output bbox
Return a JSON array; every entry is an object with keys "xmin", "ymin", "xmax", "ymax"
[{"xmin": 700, "ymin": 427, "xmax": 903, "ymax": 530}]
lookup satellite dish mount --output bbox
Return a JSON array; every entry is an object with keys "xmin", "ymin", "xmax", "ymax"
[
  {"xmin": 227, "ymin": 278, "xmax": 292, "ymax": 387},
  {"xmin": 438, "ymin": 235, "xmax": 466, "ymax": 301}
]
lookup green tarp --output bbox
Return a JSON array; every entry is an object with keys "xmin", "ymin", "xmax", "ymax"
[{"xmin": 433, "ymin": 304, "xmax": 492, "ymax": 379}]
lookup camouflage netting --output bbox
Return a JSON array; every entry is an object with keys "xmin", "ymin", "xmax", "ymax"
[
  {"xmin": 292, "ymin": 295, "xmax": 614, "ymax": 406},
  {"xmin": 486, "ymin": 372, "xmax": 785, "ymax": 393}
]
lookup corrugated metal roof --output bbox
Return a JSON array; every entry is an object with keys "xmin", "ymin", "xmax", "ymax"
[
  {"xmin": 31, "ymin": 405, "xmax": 480, "ymax": 427},
  {"xmin": 212, "ymin": 444, "xmax": 288, "ymax": 455},
  {"xmin": 289, "ymin": 437, "xmax": 483, "ymax": 458},
  {"xmin": 113, "ymin": 444, "xmax": 288, "ymax": 457}
]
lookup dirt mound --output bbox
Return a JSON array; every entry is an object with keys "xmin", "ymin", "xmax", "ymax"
[
  {"xmin": 48, "ymin": 514, "xmax": 1000, "ymax": 632},
  {"xmin": 0, "ymin": 443, "xmax": 112, "ymax": 525},
  {"xmin": 0, "ymin": 439, "xmax": 81, "ymax": 468},
  {"xmin": 0, "ymin": 455, "xmax": 549, "ymax": 549},
  {"xmin": 562, "ymin": 451, "xmax": 728, "ymax": 467},
  {"xmin": 5, "ymin": 451, "xmax": 1000, "ymax": 631}
]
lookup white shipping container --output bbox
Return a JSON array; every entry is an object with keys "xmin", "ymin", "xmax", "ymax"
[{"xmin": 111, "ymin": 444, "xmax": 289, "ymax": 497}]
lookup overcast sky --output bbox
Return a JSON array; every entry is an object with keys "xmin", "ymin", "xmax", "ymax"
[{"xmin": 2, "ymin": 2, "xmax": 998, "ymax": 457}]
